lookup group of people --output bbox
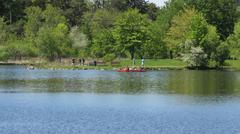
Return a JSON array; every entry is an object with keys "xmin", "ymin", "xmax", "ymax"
[
  {"xmin": 132, "ymin": 58, "xmax": 145, "ymax": 67},
  {"xmin": 121, "ymin": 58, "xmax": 145, "ymax": 71},
  {"xmin": 72, "ymin": 58, "xmax": 85, "ymax": 65}
]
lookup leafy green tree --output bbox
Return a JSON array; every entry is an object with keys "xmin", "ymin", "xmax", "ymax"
[
  {"xmin": 69, "ymin": 26, "xmax": 88, "ymax": 57},
  {"xmin": 82, "ymin": 12, "xmax": 94, "ymax": 48},
  {"xmin": 164, "ymin": 8, "xmax": 199, "ymax": 57},
  {"xmin": 187, "ymin": 0, "xmax": 238, "ymax": 39},
  {"xmin": 6, "ymin": 38, "xmax": 37, "ymax": 60},
  {"xmin": 42, "ymin": 4, "xmax": 67, "ymax": 28},
  {"xmin": 24, "ymin": 6, "xmax": 43, "ymax": 38},
  {"xmin": 0, "ymin": 46, "xmax": 9, "ymax": 61},
  {"xmin": 0, "ymin": 0, "xmax": 31, "ymax": 24},
  {"xmin": 93, "ymin": 0, "xmax": 148, "ymax": 13},
  {"xmin": 147, "ymin": 0, "xmax": 186, "ymax": 58},
  {"xmin": 47, "ymin": 0, "xmax": 90, "ymax": 26},
  {"xmin": 91, "ymin": 9, "xmax": 118, "ymax": 36},
  {"xmin": 165, "ymin": 8, "xmax": 220, "ymax": 59},
  {"xmin": 145, "ymin": 3, "xmax": 159, "ymax": 20},
  {"xmin": 202, "ymin": 25, "xmax": 220, "ymax": 59},
  {"xmin": 36, "ymin": 23, "xmax": 71, "ymax": 61},
  {"xmin": 113, "ymin": 9, "xmax": 150, "ymax": 59},
  {"xmin": 0, "ymin": 17, "xmax": 8, "ymax": 45},
  {"xmin": 82, "ymin": 9, "xmax": 119, "ymax": 56},
  {"xmin": 91, "ymin": 30, "xmax": 115, "ymax": 58},
  {"xmin": 103, "ymin": 53, "xmax": 116, "ymax": 63},
  {"xmin": 213, "ymin": 43, "xmax": 230, "ymax": 67},
  {"xmin": 224, "ymin": 21, "xmax": 240, "ymax": 60}
]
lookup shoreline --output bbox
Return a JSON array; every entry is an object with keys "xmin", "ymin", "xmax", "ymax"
[{"xmin": 1, "ymin": 60, "xmax": 240, "ymax": 71}]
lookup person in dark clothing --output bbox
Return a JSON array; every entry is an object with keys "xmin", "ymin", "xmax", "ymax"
[
  {"xmin": 133, "ymin": 58, "xmax": 136, "ymax": 66},
  {"xmin": 94, "ymin": 60, "xmax": 97, "ymax": 66},
  {"xmin": 79, "ymin": 59, "xmax": 82, "ymax": 65},
  {"xmin": 72, "ymin": 59, "xmax": 75, "ymax": 65},
  {"xmin": 82, "ymin": 58, "xmax": 85, "ymax": 66}
]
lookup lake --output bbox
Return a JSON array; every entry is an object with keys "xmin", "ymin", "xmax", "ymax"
[{"xmin": 1, "ymin": 65, "xmax": 240, "ymax": 134}]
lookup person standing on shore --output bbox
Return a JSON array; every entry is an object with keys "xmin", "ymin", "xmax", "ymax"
[
  {"xmin": 133, "ymin": 58, "xmax": 136, "ymax": 66},
  {"xmin": 72, "ymin": 59, "xmax": 75, "ymax": 65},
  {"xmin": 79, "ymin": 58, "xmax": 82, "ymax": 66},
  {"xmin": 82, "ymin": 58, "xmax": 85, "ymax": 66},
  {"xmin": 141, "ymin": 58, "xmax": 145, "ymax": 67}
]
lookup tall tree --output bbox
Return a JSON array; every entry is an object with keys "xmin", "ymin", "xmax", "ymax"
[
  {"xmin": 42, "ymin": 4, "xmax": 67, "ymax": 28},
  {"xmin": 164, "ymin": 8, "xmax": 220, "ymax": 59},
  {"xmin": 187, "ymin": 0, "xmax": 238, "ymax": 39},
  {"xmin": 113, "ymin": 9, "xmax": 150, "ymax": 59},
  {"xmin": 224, "ymin": 21, "xmax": 240, "ymax": 60},
  {"xmin": 24, "ymin": 6, "xmax": 43, "ymax": 38},
  {"xmin": 37, "ymin": 23, "xmax": 71, "ymax": 61},
  {"xmin": 148, "ymin": 0, "xmax": 186, "ymax": 58},
  {"xmin": 0, "ymin": 17, "xmax": 8, "ymax": 45},
  {"xmin": 0, "ymin": 0, "xmax": 31, "ymax": 24}
]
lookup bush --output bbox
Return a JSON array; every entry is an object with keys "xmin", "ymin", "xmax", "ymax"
[
  {"xmin": 0, "ymin": 47, "xmax": 9, "ymax": 61},
  {"xmin": 183, "ymin": 47, "xmax": 208, "ymax": 69},
  {"xmin": 103, "ymin": 54, "xmax": 116, "ymax": 63},
  {"xmin": 213, "ymin": 43, "xmax": 230, "ymax": 67}
]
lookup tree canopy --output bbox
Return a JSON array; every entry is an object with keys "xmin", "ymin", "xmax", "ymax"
[{"xmin": 0, "ymin": 0, "xmax": 240, "ymax": 68}]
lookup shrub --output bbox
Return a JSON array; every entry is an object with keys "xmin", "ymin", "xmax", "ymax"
[{"xmin": 183, "ymin": 47, "xmax": 208, "ymax": 69}]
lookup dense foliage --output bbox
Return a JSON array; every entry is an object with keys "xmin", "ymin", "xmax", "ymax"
[{"xmin": 0, "ymin": 0, "xmax": 240, "ymax": 68}]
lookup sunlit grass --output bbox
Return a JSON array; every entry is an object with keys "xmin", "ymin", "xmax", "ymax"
[
  {"xmin": 120, "ymin": 59, "xmax": 186, "ymax": 67},
  {"xmin": 225, "ymin": 60, "xmax": 240, "ymax": 70}
]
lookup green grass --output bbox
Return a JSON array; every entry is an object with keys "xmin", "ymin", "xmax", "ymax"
[
  {"xmin": 224, "ymin": 60, "xmax": 240, "ymax": 70},
  {"xmin": 36, "ymin": 59, "xmax": 186, "ymax": 70},
  {"xmin": 120, "ymin": 59, "xmax": 186, "ymax": 67},
  {"xmin": 34, "ymin": 59, "xmax": 240, "ymax": 71}
]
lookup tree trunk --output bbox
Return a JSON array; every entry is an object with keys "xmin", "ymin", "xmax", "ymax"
[
  {"xmin": 130, "ymin": 46, "xmax": 135, "ymax": 60},
  {"xmin": 170, "ymin": 51, "xmax": 173, "ymax": 59},
  {"xmin": 9, "ymin": 8, "xmax": 12, "ymax": 24}
]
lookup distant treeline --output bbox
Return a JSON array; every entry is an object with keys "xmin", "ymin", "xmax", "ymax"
[{"xmin": 0, "ymin": 0, "xmax": 240, "ymax": 68}]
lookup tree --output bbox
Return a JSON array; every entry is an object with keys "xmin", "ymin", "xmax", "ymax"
[
  {"xmin": 24, "ymin": 6, "xmax": 43, "ymax": 38},
  {"xmin": 91, "ymin": 30, "xmax": 115, "ymax": 58},
  {"xmin": 82, "ymin": 9, "xmax": 119, "ymax": 56},
  {"xmin": 146, "ymin": 0, "xmax": 186, "ymax": 58},
  {"xmin": 213, "ymin": 43, "xmax": 229, "ymax": 67},
  {"xmin": 0, "ymin": 46, "xmax": 9, "ymax": 61},
  {"xmin": 113, "ymin": 9, "xmax": 150, "ymax": 59},
  {"xmin": 202, "ymin": 25, "xmax": 220, "ymax": 59},
  {"xmin": 42, "ymin": 4, "xmax": 67, "ymax": 28},
  {"xmin": 6, "ymin": 38, "xmax": 37, "ymax": 60},
  {"xmin": 145, "ymin": 3, "xmax": 159, "ymax": 20},
  {"xmin": 49, "ymin": 0, "xmax": 90, "ymax": 26},
  {"xmin": 224, "ymin": 21, "xmax": 240, "ymax": 60},
  {"xmin": 187, "ymin": 0, "xmax": 238, "ymax": 39},
  {"xmin": 36, "ymin": 23, "xmax": 71, "ymax": 61},
  {"xmin": 164, "ymin": 8, "xmax": 219, "ymax": 59},
  {"xmin": 183, "ymin": 46, "xmax": 208, "ymax": 69},
  {"xmin": 90, "ymin": 9, "xmax": 119, "ymax": 36},
  {"xmin": 164, "ymin": 8, "xmax": 199, "ymax": 57},
  {"xmin": 0, "ymin": 17, "xmax": 8, "ymax": 45},
  {"xmin": 93, "ymin": 0, "xmax": 148, "ymax": 13},
  {"xmin": 0, "ymin": 0, "xmax": 31, "ymax": 24},
  {"xmin": 69, "ymin": 26, "xmax": 88, "ymax": 57}
]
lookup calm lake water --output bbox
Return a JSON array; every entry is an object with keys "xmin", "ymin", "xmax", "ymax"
[{"xmin": 1, "ymin": 65, "xmax": 240, "ymax": 134}]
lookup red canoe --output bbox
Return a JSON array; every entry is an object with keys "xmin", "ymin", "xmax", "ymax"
[{"xmin": 117, "ymin": 69, "xmax": 146, "ymax": 72}]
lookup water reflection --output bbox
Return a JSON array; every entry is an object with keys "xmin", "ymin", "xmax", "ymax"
[
  {"xmin": 166, "ymin": 71, "xmax": 240, "ymax": 95},
  {"xmin": 0, "ymin": 66, "xmax": 240, "ymax": 96}
]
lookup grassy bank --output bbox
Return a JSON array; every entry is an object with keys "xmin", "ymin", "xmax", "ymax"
[
  {"xmin": 2, "ymin": 59, "xmax": 240, "ymax": 71},
  {"xmin": 120, "ymin": 59, "xmax": 186, "ymax": 70},
  {"xmin": 36, "ymin": 59, "xmax": 186, "ymax": 70},
  {"xmin": 224, "ymin": 60, "xmax": 240, "ymax": 70}
]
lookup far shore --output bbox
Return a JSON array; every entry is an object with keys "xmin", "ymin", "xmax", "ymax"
[{"xmin": 1, "ymin": 59, "xmax": 240, "ymax": 71}]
